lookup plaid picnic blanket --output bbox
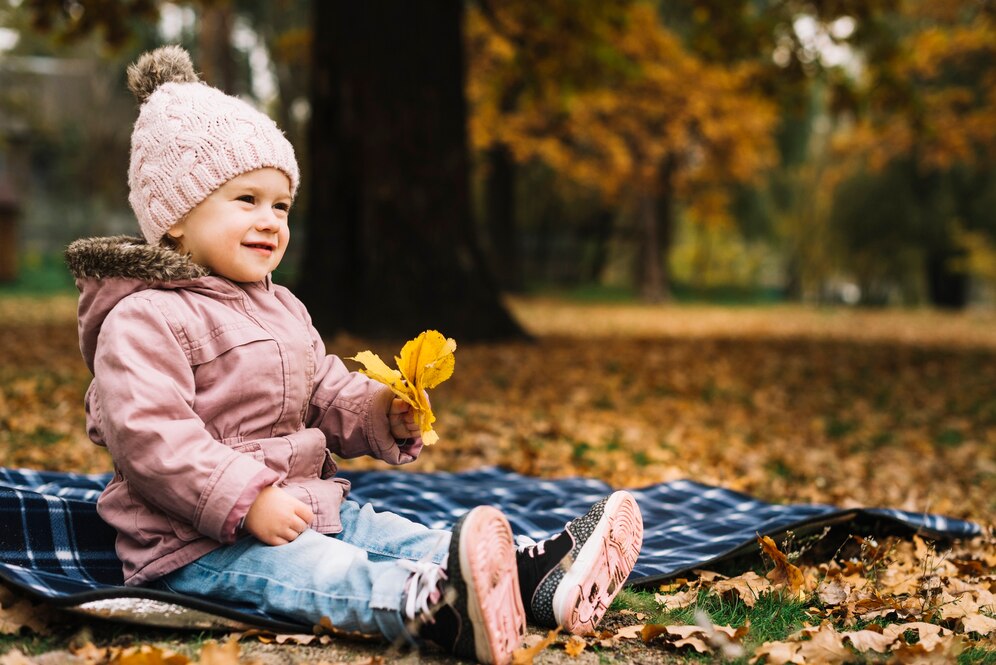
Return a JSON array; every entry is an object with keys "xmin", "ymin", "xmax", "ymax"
[{"xmin": 0, "ymin": 466, "xmax": 981, "ymax": 632}]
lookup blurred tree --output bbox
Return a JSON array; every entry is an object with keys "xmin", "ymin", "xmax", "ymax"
[
  {"xmin": 466, "ymin": 0, "xmax": 633, "ymax": 292},
  {"xmin": 828, "ymin": 0, "xmax": 996, "ymax": 307},
  {"xmin": 468, "ymin": 0, "xmax": 777, "ymax": 301},
  {"xmin": 2, "ymin": 2, "xmax": 164, "ymax": 247},
  {"xmin": 658, "ymin": 0, "xmax": 909, "ymax": 302},
  {"xmin": 22, "ymin": 0, "xmax": 157, "ymax": 48},
  {"xmin": 197, "ymin": 0, "xmax": 235, "ymax": 92},
  {"xmin": 298, "ymin": 0, "xmax": 523, "ymax": 340}
]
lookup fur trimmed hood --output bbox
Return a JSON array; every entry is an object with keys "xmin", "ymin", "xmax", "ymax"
[
  {"xmin": 68, "ymin": 236, "xmax": 220, "ymax": 374},
  {"xmin": 66, "ymin": 235, "xmax": 209, "ymax": 282}
]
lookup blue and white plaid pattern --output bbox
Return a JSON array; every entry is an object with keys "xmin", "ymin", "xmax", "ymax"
[{"xmin": 0, "ymin": 466, "xmax": 981, "ymax": 629}]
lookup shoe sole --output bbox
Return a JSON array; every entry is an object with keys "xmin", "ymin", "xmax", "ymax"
[
  {"xmin": 552, "ymin": 491, "xmax": 643, "ymax": 635},
  {"xmin": 451, "ymin": 506, "xmax": 526, "ymax": 665}
]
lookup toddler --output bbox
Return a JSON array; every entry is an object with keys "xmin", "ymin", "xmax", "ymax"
[{"xmin": 66, "ymin": 46, "xmax": 643, "ymax": 665}]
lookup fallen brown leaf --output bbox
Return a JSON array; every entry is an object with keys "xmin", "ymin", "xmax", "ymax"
[
  {"xmin": 0, "ymin": 596, "xmax": 51, "ymax": 636},
  {"xmin": 750, "ymin": 638, "xmax": 803, "ymax": 665},
  {"xmin": 759, "ymin": 535, "xmax": 808, "ymax": 595},
  {"xmin": 654, "ymin": 588, "xmax": 698, "ymax": 611},
  {"xmin": 512, "ymin": 629, "xmax": 559, "ymax": 665},
  {"xmin": 816, "ymin": 578, "xmax": 850, "ymax": 607},
  {"xmin": 886, "ymin": 635, "xmax": 965, "ymax": 664},
  {"xmin": 962, "ymin": 612, "xmax": 996, "ymax": 636},
  {"xmin": 196, "ymin": 639, "xmax": 239, "ymax": 665},
  {"xmin": 0, "ymin": 650, "xmax": 34, "ymax": 665},
  {"xmin": 709, "ymin": 570, "xmax": 773, "ymax": 607},
  {"xmin": 841, "ymin": 627, "xmax": 895, "ymax": 653},
  {"xmin": 792, "ymin": 623, "xmax": 852, "ymax": 665}
]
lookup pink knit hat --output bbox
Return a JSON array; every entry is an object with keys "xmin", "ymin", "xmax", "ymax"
[{"xmin": 126, "ymin": 46, "xmax": 299, "ymax": 244}]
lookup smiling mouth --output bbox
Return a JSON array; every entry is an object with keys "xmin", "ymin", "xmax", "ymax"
[{"xmin": 243, "ymin": 242, "xmax": 276, "ymax": 252}]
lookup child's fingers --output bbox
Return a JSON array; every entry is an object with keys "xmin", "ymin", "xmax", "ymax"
[
  {"xmin": 294, "ymin": 502, "xmax": 315, "ymax": 524},
  {"xmin": 389, "ymin": 398, "xmax": 410, "ymax": 415}
]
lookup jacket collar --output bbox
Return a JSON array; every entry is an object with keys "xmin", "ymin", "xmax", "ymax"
[{"xmin": 65, "ymin": 235, "xmax": 210, "ymax": 283}]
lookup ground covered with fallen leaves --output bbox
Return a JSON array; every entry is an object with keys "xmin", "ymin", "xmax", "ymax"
[{"xmin": 0, "ymin": 295, "xmax": 994, "ymax": 663}]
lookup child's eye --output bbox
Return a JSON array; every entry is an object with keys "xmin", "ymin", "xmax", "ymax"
[
  {"xmin": 236, "ymin": 195, "xmax": 255, "ymax": 204},
  {"xmin": 274, "ymin": 202, "xmax": 291, "ymax": 213}
]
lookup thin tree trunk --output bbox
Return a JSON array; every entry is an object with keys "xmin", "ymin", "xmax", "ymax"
[
  {"xmin": 582, "ymin": 206, "xmax": 615, "ymax": 283},
  {"xmin": 637, "ymin": 159, "xmax": 676, "ymax": 302},
  {"xmin": 926, "ymin": 250, "xmax": 968, "ymax": 308},
  {"xmin": 198, "ymin": 2, "xmax": 236, "ymax": 93},
  {"xmin": 484, "ymin": 143, "xmax": 522, "ymax": 292},
  {"xmin": 637, "ymin": 193, "xmax": 666, "ymax": 302},
  {"xmin": 299, "ymin": 0, "xmax": 524, "ymax": 340}
]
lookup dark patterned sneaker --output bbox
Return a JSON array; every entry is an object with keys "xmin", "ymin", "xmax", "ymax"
[
  {"xmin": 516, "ymin": 491, "xmax": 643, "ymax": 635},
  {"xmin": 413, "ymin": 506, "xmax": 526, "ymax": 664}
]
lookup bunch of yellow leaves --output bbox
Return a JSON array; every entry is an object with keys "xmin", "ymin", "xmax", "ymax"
[{"xmin": 348, "ymin": 331, "xmax": 456, "ymax": 445}]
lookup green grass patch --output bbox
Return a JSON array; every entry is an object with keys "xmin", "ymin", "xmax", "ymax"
[
  {"xmin": 524, "ymin": 281, "xmax": 786, "ymax": 305},
  {"xmin": 0, "ymin": 634, "xmax": 63, "ymax": 656},
  {"xmin": 934, "ymin": 428, "xmax": 965, "ymax": 447},
  {"xmin": 614, "ymin": 587, "xmax": 811, "ymax": 660},
  {"xmin": 960, "ymin": 646, "xmax": 996, "ymax": 664},
  {"xmin": 0, "ymin": 253, "xmax": 77, "ymax": 296},
  {"xmin": 825, "ymin": 418, "xmax": 857, "ymax": 439}
]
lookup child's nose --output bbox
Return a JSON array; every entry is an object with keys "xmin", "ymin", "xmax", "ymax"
[{"xmin": 255, "ymin": 209, "xmax": 283, "ymax": 230}]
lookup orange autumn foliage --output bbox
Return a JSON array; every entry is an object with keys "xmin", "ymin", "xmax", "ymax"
[{"xmin": 466, "ymin": 0, "xmax": 778, "ymax": 225}]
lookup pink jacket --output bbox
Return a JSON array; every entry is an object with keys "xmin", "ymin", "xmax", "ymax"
[{"xmin": 66, "ymin": 236, "xmax": 421, "ymax": 585}]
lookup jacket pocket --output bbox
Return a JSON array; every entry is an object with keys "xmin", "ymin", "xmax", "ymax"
[
  {"xmin": 247, "ymin": 429, "xmax": 326, "ymax": 480},
  {"xmin": 283, "ymin": 478, "xmax": 347, "ymax": 533},
  {"xmin": 229, "ymin": 439, "xmax": 266, "ymax": 464},
  {"xmin": 167, "ymin": 514, "xmax": 202, "ymax": 542},
  {"xmin": 188, "ymin": 325, "xmax": 274, "ymax": 366}
]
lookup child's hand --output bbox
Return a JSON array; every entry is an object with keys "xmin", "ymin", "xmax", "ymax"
[
  {"xmin": 388, "ymin": 396, "xmax": 424, "ymax": 441},
  {"xmin": 244, "ymin": 486, "xmax": 314, "ymax": 546}
]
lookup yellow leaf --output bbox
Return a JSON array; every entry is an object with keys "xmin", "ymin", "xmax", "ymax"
[
  {"xmin": 112, "ymin": 644, "xmax": 190, "ymax": 665},
  {"xmin": 349, "ymin": 331, "xmax": 457, "ymax": 445},
  {"xmin": 513, "ymin": 629, "xmax": 559, "ymax": 664},
  {"xmin": 564, "ymin": 635, "xmax": 587, "ymax": 657},
  {"xmin": 347, "ymin": 351, "xmax": 411, "ymax": 404},
  {"xmin": 397, "ymin": 330, "xmax": 457, "ymax": 390}
]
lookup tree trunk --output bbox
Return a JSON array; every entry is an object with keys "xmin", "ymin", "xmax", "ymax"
[
  {"xmin": 197, "ymin": 2, "xmax": 236, "ymax": 93},
  {"xmin": 926, "ymin": 249, "xmax": 968, "ymax": 309},
  {"xmin": 484, "ymin": 143, "xmax": 522, "ymax": 292},
  {"xmin": 637, "ymin": 193, "xmax": 666, "ymax": 302},
  {"xmin": 299, "ymin": 0, "xmax": 524, "ymax": 340},
  {"xmin": 582, "ymin": 206, "xmax": 615, "ymax": 283},
  {"xmin": 637, "ymin": 161, "xmax": 676, "ymax": 302}
]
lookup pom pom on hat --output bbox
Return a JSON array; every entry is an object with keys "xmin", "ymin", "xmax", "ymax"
[
  {"xmin": 127, "ymin": 45, "xmax": 299, "ymax": 245},
  {"xmin": 126, "ymin": 45, "xmax": 200, "ymax": 103}
]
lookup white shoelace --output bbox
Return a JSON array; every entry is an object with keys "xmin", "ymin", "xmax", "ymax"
[
  {"xmin": 400, "ymin": 551, "xmax": 449, "ymax": 622},
  {"xmin": 517, "ymin": 540, "xmax": 546, "ymax": 558}
]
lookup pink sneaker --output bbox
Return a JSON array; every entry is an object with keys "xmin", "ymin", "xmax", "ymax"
[
  {"xmin": 516, "ymin": 491, "xmax": 644, "ymax": 635},
  {"xmin": 413, "ymin": 506, "xmax": 526, "ymax": 664}
]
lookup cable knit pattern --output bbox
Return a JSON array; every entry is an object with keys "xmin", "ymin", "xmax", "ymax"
[{"xmin": 127, "ymin": 47, "xmax": 299, "ymax": 244}]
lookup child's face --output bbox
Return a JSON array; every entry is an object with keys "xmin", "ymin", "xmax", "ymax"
[{"xmin": 166, "ymin": 168, "xmax": 292, "ymax": 283}]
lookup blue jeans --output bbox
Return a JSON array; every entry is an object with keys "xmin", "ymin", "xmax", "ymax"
[{"xmin": 154, "ymin": 500, "xmax": 451, "ymax": 642}]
